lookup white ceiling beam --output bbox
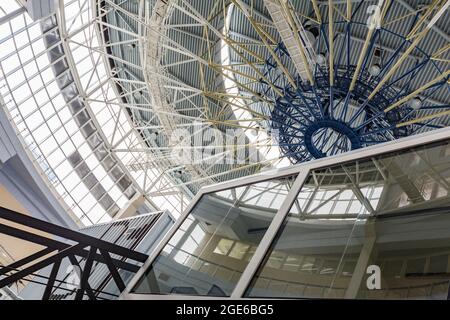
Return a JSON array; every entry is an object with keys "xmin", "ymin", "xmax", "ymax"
[{"xmin": 262, "ymin": 0, "xmax": 316, "ymax": 84}]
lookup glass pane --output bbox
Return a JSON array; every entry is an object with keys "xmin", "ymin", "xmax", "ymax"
[
  {"xmin": 246, "ymin": 140, "xmax": 450, "ymax": 299},
  {"xmin": 131, "ymin": 174, "xmax": 297, "ymax": 296}
]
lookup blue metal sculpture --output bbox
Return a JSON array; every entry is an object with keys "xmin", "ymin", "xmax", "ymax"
[{"xmin": 258, "ymin": 19, "xmax": 449, "ymax": 164}]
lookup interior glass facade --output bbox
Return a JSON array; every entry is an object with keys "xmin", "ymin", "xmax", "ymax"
[
  {"xmin": 247, "ymin": 139, "xmax": 450, "ymax": 299},
  {"xmin": 129, "ymin": 136, "xmax": 450, "ymax": 299},
  {"xmin": 131, "ymin": 175, "xmax": 297, "ymax": 296}
]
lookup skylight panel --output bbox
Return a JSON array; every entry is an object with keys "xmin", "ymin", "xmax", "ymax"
[{"xmin": 0, "ymin": 0, "xmax": 189, "ymax": 226}]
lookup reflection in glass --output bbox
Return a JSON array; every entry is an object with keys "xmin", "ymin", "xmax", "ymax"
[
  {"xmin": 246, "ymin": 140, "xmax": 450, "ymax": 299},
  {"xmin": 131, "ymin": 175, "xmax": 297, "ymax": 296}
]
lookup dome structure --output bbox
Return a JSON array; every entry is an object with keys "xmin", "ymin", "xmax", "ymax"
[
  {"xmin": 0, "ymin": 0, "xmax": 449, "ymax": 226},
  {"xmin": 0, "ymin": 0, "xmax": 450, "ymax": 303}
]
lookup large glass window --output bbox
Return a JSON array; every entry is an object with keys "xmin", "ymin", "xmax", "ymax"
[
  {"xmin": 131, "ymin": 175, "xmax": 297, "ymax": 296},
  {"xmin": 246, "ymin": 140, "xmax": 450, "ymax": 299},
  {"xmin": 0, "ymin": 1, "xmax": 190, "ymax": 226}
]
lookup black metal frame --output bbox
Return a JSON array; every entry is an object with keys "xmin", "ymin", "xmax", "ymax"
[{"xmin": 0, "ymin": 206, "xmax": 148, "ymax": 300}]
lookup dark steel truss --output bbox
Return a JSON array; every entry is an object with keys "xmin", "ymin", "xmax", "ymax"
[{"xmin": 0, "ymin": 206, "xmax": 148, "ymax": 300}]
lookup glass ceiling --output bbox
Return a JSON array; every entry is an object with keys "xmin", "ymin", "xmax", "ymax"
[{"xmin": 0, "ymin": 0, "xmax": 188, "ymax": 226}]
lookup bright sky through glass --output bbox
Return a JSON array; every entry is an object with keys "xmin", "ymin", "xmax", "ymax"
[{"xmin": 0, "ymin": 0, "xmax": 189, "ymax": 226}]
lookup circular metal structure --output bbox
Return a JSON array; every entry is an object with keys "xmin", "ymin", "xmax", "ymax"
[
  {"xmin": 266, "ymin": 20, "xmax": 449, "ymax": 163},
  {"xmin": 49, "ymin": 0, "xmax": 450, "ymax": 199},
  {"xmin": 1, "ymin": 0, "xmax": 449, "ymax": 224},
  {"xmin": 269, "ymin": 63, "xmax": 410, "ymax": 163},
  {"xmin": 94, "ymin": 0, "xmax": 449, "ymax": 187}
]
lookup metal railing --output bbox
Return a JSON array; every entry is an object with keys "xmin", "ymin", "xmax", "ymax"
[{"xmin": 0, "ymin": 206, "xmax": 148, "ymax": 300}]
